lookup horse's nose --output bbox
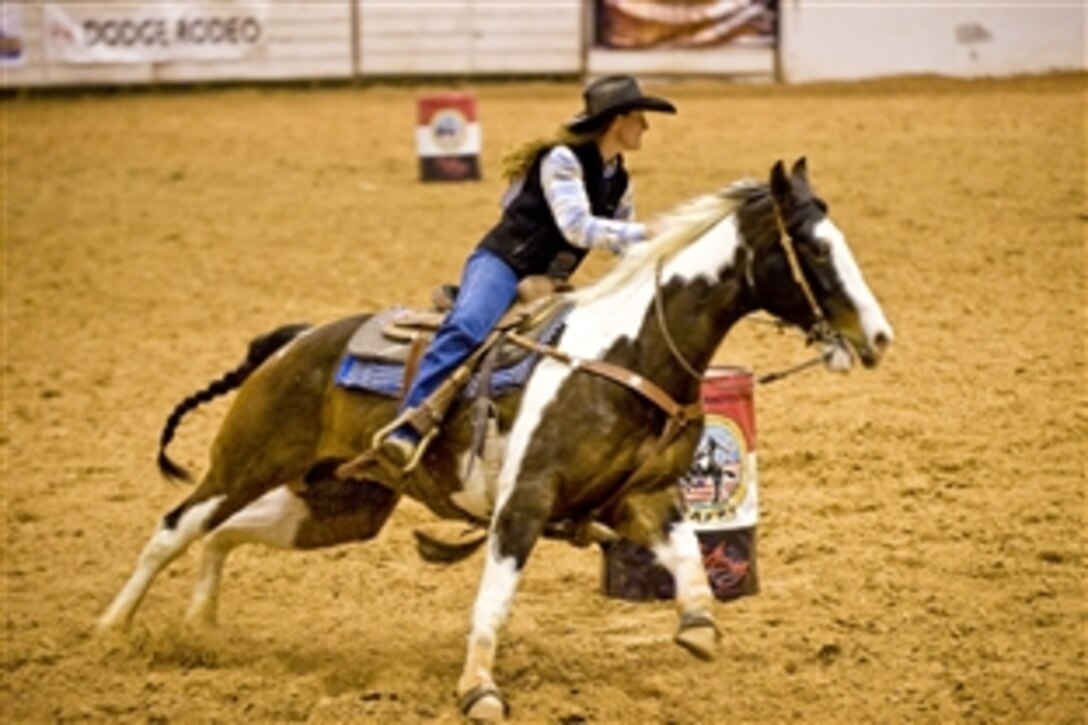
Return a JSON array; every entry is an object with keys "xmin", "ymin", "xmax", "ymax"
[{"xmin": 872, "ymin": 329, "xmax": 893, "ymax": 354}]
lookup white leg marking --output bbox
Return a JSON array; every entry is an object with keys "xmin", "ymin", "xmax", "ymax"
[
  {"xmin": 462, "ymin": 540, "xmax": 520, "ymax": 687},
  {"xmin": 471, "ymin": 541, "xmax": 521, "ymax": 639},
  {"xmin": 652, "ymin": 521, "xmax": 713, "ymax": 611},
  {"xmin": 186, "ymin": 545, "xmax": 227, "ymax": 627},
  {"xmin": 185, "ymin": 486, "xmax": 309, "ymax": 626},
  {"xmin": 659, "ymin": 521, "xmax": 720, "ymax": 660},
  {"xmin": 98, "ymin": 495, "xmax": 226, "ymax": 631}
]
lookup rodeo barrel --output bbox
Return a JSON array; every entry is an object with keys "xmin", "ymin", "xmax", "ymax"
[
  {"xmin": 601, "ymin": 366, "xmax": 760, "ymax": 601},
  {"xmin": 416, "ymin": 92, "xmax": 481, "ymax": 182}
]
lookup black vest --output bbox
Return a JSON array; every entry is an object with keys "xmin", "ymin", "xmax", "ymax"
[{"xmin": 478, "ymin": 142, "xmax": 630, "ymax": 279}]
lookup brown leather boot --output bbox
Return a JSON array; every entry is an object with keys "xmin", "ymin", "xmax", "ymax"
[{"xmin": 379, "ymin": 436, "xmax": 417, "ymax": 469}]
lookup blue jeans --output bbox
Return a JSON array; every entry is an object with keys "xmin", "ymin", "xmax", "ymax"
[{"xmin": 396, "ymin": 248, "xmax": 519, "ymax": 439}]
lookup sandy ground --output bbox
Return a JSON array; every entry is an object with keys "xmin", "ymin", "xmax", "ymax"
[{"xmin": 2, "ymin": 74, "xmax": 1085, "ymax": 723}]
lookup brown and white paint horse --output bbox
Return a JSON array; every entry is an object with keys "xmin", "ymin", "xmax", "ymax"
[{"xmin": 98, "ymin": 159, "xmax": 892, "ymax": 720}]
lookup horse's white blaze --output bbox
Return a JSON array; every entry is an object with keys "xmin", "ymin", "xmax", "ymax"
[
  {"xmin": 98, "ymin": 495, "xmax": 225, "ymax": 630},
  {"xmin": 818, "ymin": 218, "xmax": 894, "ymax": 347},
  {"xmin": 652, "ymin": 521, "xmax": 713, "ymax": 611}
]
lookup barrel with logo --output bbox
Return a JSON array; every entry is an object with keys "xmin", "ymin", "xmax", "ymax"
[
  {"xmin": 416, "ymin": 92, "xmax": 481, "ymax": 182},
  {"xmin": 601, "ymin": 366, "xmax": 760, "ymax": 601}
]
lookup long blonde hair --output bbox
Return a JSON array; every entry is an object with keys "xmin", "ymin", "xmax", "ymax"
[{"xmin": 501, "ymin": 127, "xmax": 600, "ymax": 181}]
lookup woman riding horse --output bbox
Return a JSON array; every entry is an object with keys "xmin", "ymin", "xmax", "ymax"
[
  {"xmin": 381, "ymin": 75, "xmax": 677, "ymax": 468},
  {"xmin": 98, "ymin": 158, "xmax": 893, "ymax": 721}
]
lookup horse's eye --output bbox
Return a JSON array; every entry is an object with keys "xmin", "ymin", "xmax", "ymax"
[{"xmin": 805, "ymin": 238, "xmax": 831, "ymax": 262}]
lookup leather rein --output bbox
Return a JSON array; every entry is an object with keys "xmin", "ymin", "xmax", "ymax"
[
  {"xmin": 512, "ymin": 194, "xmax": 832, "ymax": 412},
  {"xmin": 501, "ymin": 199, "xmax": 835, "ymax": 536},
  {"xmin": 650, "ymin": 197, "xmax": 839, "ymax": 387}
]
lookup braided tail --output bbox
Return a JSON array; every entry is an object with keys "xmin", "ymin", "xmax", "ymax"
[{"xmin": 157, "ymin": 323, "xmax": 312, "ymax": 482}]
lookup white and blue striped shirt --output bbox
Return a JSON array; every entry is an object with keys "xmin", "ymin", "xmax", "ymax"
[{"xmin": 502, "ymin": 145, "xmax": 649, "ymax": 256}]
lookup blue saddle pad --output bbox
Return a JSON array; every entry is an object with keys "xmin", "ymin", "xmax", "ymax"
[{"xmin": 335, "ymin": 309, "xmax": 569, "ymax": 399}]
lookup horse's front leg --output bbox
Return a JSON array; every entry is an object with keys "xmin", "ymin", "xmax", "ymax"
[
  {"xmin": 620, "ymin": 490, "xmax": 721, "ymax": 660},
  {"xmin": 457, "ymin": 477, "xmax": 556, "ymax": 721},
  {"xmin": 654, "ymin": 515, "xmax": 722, "ymax": 660}
]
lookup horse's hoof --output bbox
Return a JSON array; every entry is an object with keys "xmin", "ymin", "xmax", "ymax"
[
  {"xmin": 459, "ymin": 684, "xmax": 509, "ymax": 721},
  {"xmin": 674, "ymin": 611, "xmax": 721, "ymax": 661},
  {"xmin": 183, "ymin": 612, "xmax": 218, "ymax": 632},
  {"xmin": 95, "ymin": 615, "xmax": 130, "ymax": 635}
]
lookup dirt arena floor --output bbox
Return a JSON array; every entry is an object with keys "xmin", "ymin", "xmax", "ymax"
[{"xmin": 3, "ymin": 73, "xmax": 1085, "ymax": 723}]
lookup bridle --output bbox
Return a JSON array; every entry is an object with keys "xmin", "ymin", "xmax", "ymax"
[
  {"xmin": 653, "ymin": 259, "xmax": 703, "ymax": 380},
  {"xmin": 756, "ymin": 200, "xmax": 845, "ymax": 382},
  {"xmin": 652, "ymin": 194, "xmax": 840, "ymax": 385},
  {"xmin": 770, "ymin": 200, "xmax": 831, "ymax": 337}
]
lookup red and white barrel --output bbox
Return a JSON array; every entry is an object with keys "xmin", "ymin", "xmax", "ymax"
[
  {"xmin": 416, "ymin": 92, "xmax": 481, "ymax": 182},
  {"xmin": 601, "ymin": 366, "xmax": 760, "ymax": 602}
]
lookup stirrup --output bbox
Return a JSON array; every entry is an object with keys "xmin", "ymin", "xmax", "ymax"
[{"xmin": 370, "ymin": 416, "xmax": 436, "ymax": 474}]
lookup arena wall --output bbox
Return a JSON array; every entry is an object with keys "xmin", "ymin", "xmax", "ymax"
[
  {"xmin": 1, "ymin": 2, "xmax": 355, "ymax": 87},
  {"xmin": 357, "ymin": 0, "xmax": 582, "ymax": 76},
  {"xmin": 1, "ymin": 1, "xmax": 1084, "ymax": 89},
  {"xmin": 779, "ymin": 2, "xmax": 1086, "ymax": 83}
]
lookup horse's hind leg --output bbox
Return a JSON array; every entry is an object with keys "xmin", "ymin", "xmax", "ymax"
[
  {"xmin": 97, "ymin": 493, "xmax": 227, "ymax": 632},
  {"xmin": 186, "ymin": 479, "xmax": 400, "ymax": 627},
  {"xmin": 183, "ymin": 485, "xmax": 308, "ymax": 627}
]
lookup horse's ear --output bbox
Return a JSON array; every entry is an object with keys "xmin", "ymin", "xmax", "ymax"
[
  {"xmin": 791, "ymin": 157, "xmax": 809, "ymax": 180},
  {"xmin": 770, "ymin": 160, "xmax": 791, "ymax": 200}
]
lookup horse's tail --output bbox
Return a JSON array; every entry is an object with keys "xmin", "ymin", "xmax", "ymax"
[{"xmin": 157, "ymin": 322, "xmax": 312, "ymax": 483}]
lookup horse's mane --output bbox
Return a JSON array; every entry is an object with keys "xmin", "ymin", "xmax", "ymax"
[{"xmin": 573, "ymin": 179, "xmax": 766, "ymax": 305}]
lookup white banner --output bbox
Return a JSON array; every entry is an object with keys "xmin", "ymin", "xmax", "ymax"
[
  {"xmin": 43, "ymin": 2, "xmax": 269, "ymax": 64},
  {"xmin": 598, "ymin": 0, "xmax": 776, "ymax": 49},
  {"xmin": 1, "ymin": 4, "xmax": 26, "ymax": 67}
]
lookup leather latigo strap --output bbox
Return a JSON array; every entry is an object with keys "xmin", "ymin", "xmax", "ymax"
[
  {"xmin": 506, "ymin": 332, "xmax": 702, "ymax": 530},
  {"xmin": 507, "ymin": 332, "xmax": 703, "ymax": 425}
]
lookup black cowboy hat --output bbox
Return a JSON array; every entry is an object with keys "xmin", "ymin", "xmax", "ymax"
[{"xmin": 566, "ymin": 74, "xmax": 677, "ymax": 134}]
